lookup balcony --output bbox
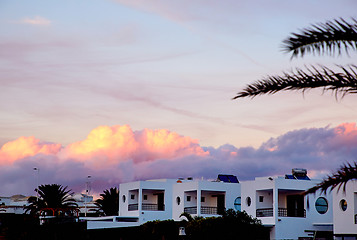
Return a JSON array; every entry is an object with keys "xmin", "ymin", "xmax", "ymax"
[
  {"xmin": 142, "ymin": 203, "xmax": 165, "ymax": 211},
  {"xmin": 256, "ymin": 208, "xmax": 306, "ymax": 218},
  {"xmin": 128, "ymin": 204, "xmax": 138, "ymax": 211},
  {"xmin": 184, "ymin": 206, "xmax": 197, "ymax": 214},
  {"xmin": 128, "ymin": 203, "xmax": 165, "ymax": 211},
  {"xmin": 184, "ymin": 206, "xmax": 224, "ymax": 215}
]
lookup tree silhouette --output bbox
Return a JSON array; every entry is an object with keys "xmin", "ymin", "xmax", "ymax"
[
  {"xmin": 95, "ymin": 187, "xmax": 119, "ymax": 216},
  {"xmin": 24, "ymin": 184, "xmax": 78, "ymax": 215},
  {"xmin": 234, "ymin": 18, "xmax": 357, "ymax": 194}
]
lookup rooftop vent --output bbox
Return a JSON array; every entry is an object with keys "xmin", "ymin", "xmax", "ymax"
[{"xmin": 217, "ymin": 174, "xmax": 239, "ymax": 183}]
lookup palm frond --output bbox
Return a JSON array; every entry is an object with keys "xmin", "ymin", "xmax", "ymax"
[
  {"xmin": 179, "ymin": 212, "xmax": 194, "ymax": 222},
  {"xmin": 304, "ymin": 162, "xmax": 357, "ymax": 195},
  {"xmin": 95, "ymin": 187, "xmax": 119, "ymax": 216},
  {"xmin": 282, "ymin": 18, "xmax": 357, "ymax": 58},
  {"xmin": 233, "ymin": 65, "xmax": 357, "ymax": 99},
  {"xmin": 24, "ymin": 184, "xmax": 78, "ymax": 214}
]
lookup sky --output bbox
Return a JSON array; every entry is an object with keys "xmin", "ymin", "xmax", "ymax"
[{"xmin": 1, "ymin": 0, "xmax": 357, "ymax": 197}]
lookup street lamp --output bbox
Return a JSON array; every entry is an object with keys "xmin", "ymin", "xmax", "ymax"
[
  {"xmin": 84, "ymin": 175, "xmax": 91, "ymax": 217},
  {"xmin": 33, "ymin": 167, "xmax": 40, "ymax": 202}
]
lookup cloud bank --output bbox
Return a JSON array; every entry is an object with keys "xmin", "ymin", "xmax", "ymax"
[{"xmin": 1, "ymin": 123, "xmax": 356, "ymax": 196}]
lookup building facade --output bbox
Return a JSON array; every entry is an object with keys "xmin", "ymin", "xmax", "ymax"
[{"xmin": 241, "ymin": 170, "xmax": 333, "ymax": 240}]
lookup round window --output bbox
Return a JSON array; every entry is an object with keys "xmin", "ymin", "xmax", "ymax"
[
  {"xmin": 122, "ymin": 195, "xmax": 126, "ymax": 203},
  {"xmin": 176, "ymin": 196, "xmax": 181, "ymax": 205},
  {"xmin": 246, "ymin": 197, "xmax": 251, "ymax": 207},
  {"xmin": 315, "ymin": 197, "xmax": 328, "ymax": 214},
  {"xmin": 340, "ymin": 199, "xmax": 347, "ymax": 211},
  {"xmin": 234, "ymin": 197, "xmax": 241, "ymax": 211}
]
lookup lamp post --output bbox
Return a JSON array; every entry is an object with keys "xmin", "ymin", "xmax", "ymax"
[
  {"xmin": 33, "ymin": 167, "xmax": 40, "ymax": 202},
  {"xmin": 84, "ymin": 175, "xmax": 91, "ymax": 217}
]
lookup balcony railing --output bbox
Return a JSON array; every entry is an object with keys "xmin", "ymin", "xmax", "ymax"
[
  {"xmin": 256, "ymin": 208, "xmax": 306, "ymax": 218},
  {"xmin": 256, "ymin": 208, "xmax": 273, "ymax": 217},
  {"xmin": 184, "ymin": 206, "xmax": 224, "ymax": 215},
  {"xmin": 142, "ymin": 203, "xmax": 165, "ymax": 211},
  {"xmin": 128, "ymin": 204, "xmax": 138, "ymax": 211},
  {"xmin": 201, "ymin": 206, "xmax": 218, "ymax": 215},
  {"xmin": 184, "ymin": 206, "xmax": 197, "ymax": 214},
  {"xmin": 128, "ymin": 203, "xmax": 165, "ymax": 211}
]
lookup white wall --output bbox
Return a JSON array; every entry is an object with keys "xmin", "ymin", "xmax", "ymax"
[
  {"xmin": 333, "ymin": 181, "xmax": 357, "ymax": 235},
  {"xmin": 119, "ymin": 179, "xmax": 175, "ymax": 223},
  {"xmin": 171, "ymin": 180, "xmax": 240, "ymax": 221}
]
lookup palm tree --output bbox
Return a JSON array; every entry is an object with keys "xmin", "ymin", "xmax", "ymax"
[
  {"xmin": 179, "ymin": 212, "xmax": 194, "ymax": 222},
  {"xmin": 304, "ymin": 162, "xmax": 357, "ymax": 195},
  {"xmin": 233, "ymin": 18, "xmax": 357, "ymax": 194},
  {"xmin": 95, "ymin": 187, "xmax": 119, "ymax": 216},
  {"xmin": 233, "ymin": 18, "xmax": 357, "ymax": 99},
  {"xmin": 24, "ymin": 184, "xmax": 78, "ymax": 215}
]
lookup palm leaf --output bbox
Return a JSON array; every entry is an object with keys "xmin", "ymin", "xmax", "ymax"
[
  {"xmin": 95, "ymin": 187, "xmax": 119, "ymax": 216},
  {"xmin": 282, "ymin": 18, "xmax": 357, "ymax": 58},
  {"xmin": 305, "ymin": 162, "xmax": 357, "ymax": 195},
  {"xmin": 24, "ymin": 184, "xmax": 78, "ymax": 214},
  {"xmin": 233, "ymin": 65, "xmax": 357, "ymax": 99}
]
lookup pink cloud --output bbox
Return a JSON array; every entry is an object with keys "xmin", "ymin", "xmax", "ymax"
[
  {"xmin": 0, "ymin": 136, "xmax": 61, "ymax": 165},
  {"xmin": 1, "ymin": 123, "xmax": 357, "ymax": 196},
  {"xmin": 62, "ymin": 125, "xmax": 208, "ymax": 167},
  {"xmin": 20, "ymin": 16, "xmax": 51, "ymax": 26}
]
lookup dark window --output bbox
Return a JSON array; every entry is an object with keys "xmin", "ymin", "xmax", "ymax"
[
  {"xmin": 246, "ymin": 197, "xmax": 251, "ymax": 207},
  {"xmin": 131, "ymin": 194, "xmax": 135, "ymax": 200},
  {"xmin": 259, "ymin": 196, "xmax": 264, "ymax": 202},
  {"xmin": 176, "ymin": 197, "xmax": 181, "ymax": 205},
  {"xmin": 315, "ymin": 197, "xmax": 328, "ymax": 214},
  {"xmin": 187, "ymin": 196, "xmax": 191, "ymax": 202},
  {"xmin": 340, "ymin": 199, "xmax": 347, "ymax": 211},
  {"xmin": 201, "ymin": 197, "xmax": 205, "ymax": 202},
  {"xmin": 234, "ymin": 197, "xmax": 241, "ymax": 211},
  {"xmin": 143, "ymin": 195, "xmax": 147, "ymax": 200}
]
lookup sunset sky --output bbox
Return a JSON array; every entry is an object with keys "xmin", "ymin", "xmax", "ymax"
[{"xmin": 1, "ymin": 0, "xmax": 357, "ymax": 196}]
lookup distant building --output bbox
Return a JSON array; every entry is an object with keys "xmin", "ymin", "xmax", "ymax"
[
  {"xmin": 0, "ymin": 193, "xmax": 98, "ymax": 216},
  {"xmin": 0, "ymin": 195, "xmax": 29, "ymax": 214},
  {"xmin": 72, "ymin": 193, "xmax": 99, "ymax": 216}
]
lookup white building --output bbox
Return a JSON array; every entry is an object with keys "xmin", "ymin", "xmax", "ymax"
[
  {"xmin": 0, "ymin": 195, "xmax": 29, "ymax": 214},
  {"xmin": 171, "ymin": 176, "xmax": 240, "ymax": 221},
  {"xmin": 87, "ymin": 169, "xmax": 346, "ymax": 240},
  {"xmin": 87, "ymin": 175, "xmax": 240, "ymax": 229},
  {"xmin": 241, "ymin": 169, "xmax": 333, "ymax": 240},
  {"xmin": 332, "ymin": 180, "xmax": 357, "ymax": 240},
  {"xmin": 0, "ymin": 193, "xmax": 98, "ymax": 216}
]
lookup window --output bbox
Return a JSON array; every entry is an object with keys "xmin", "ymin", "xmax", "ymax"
[
  {"xmin": 201, "ymin": 197, "xmax": 205, "ymax": 203},
  {"xmin": 259, "ymin": 196, "xmax": 264, "ymax": 202},
  {"xmin": 122, "ymin": 195, "xmax": 126, "ymax": 203},
  {"xmin": 315, "ymin": 197, "xmax": 328, "ymax": 214},
  {"xmin": 234, "ymin": 197, "xmax": 241, "ymax": 211},
  {"xmin": 176, "ymin": 197, "xmax": 181, "ymax": 205},
  {"xmin": 246, "ymin": 197, "xmax": 251, "ymax": 207},
  {"xmin": 340, "ymin": 199, "xmax": 347, "ymax": 211},
  {"xmin": 143, "ymin": 195, "xmax": 148, "ymax": 200},
  {"xmin": 131, "ymin": 194, "xmax": 135, "ymax": 200},
  {"xmin": 187, "ymin": 196, "xmax": 191, "ymax": 202}
]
